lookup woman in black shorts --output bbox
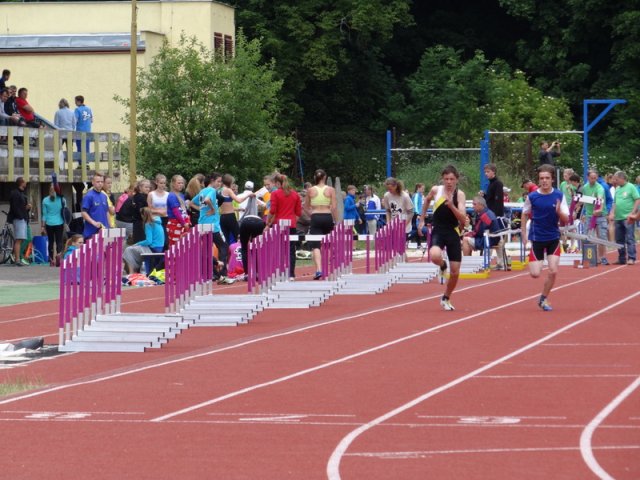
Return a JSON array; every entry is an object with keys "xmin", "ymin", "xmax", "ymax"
[{"xmin": 304, "ymin": 169, "xmax": 337, "ymax": 279}]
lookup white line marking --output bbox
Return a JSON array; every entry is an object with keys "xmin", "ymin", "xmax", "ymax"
[
  {"xmin": 544, "ymin": 343, "xmax": 640, "ymax": 347},
  {"xmin": 0, "ymin": 273, "xmax": 531, "ymax": 406},
  {"xmin": 416, "ymin": 414, "xmax": 566, "ymax": 420},
  {"xmin": 580, "ymin": 375, "xmax": 640, "ymax": 480},
  {"xmin": 326, "ymin": 291, "xmax": 640, "ymax": 480},
  {"xmin": 345, "ymin": 445, "xmax": 640, "ymax": 459},
  {"xmin": 477, "ymin": 374, "xmax": 639, "ymax": 379},
  {"xmin": 149, "ymin": 271, "xmax": 628, "ymax": 423}
]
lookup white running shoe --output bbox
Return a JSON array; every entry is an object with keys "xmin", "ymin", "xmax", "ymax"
[{"xmin": 440, "ymin": 297, "xmax": 455, "ymax": 311}]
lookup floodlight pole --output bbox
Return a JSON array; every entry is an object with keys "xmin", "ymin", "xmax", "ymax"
[
  {"xmin": 129, "ymin": 0, "xmax": 138, "ymax": 185},
  {"xmin": 582, "ymin": 99, "xmax": 626, "ymax": 180}
]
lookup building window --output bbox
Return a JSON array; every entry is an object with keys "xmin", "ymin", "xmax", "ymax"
[
  {"xmin": 213, "ymin": 32, "xmax": 223, "ymax": 57},
  {"xmin": 224, "ymin": 35, "xmax": 233, "ymax": 59}
]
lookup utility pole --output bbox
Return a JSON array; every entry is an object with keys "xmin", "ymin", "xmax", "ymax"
[{"xmin": 129, "ymin": 0, "xmax": 138, "ymax": 185}]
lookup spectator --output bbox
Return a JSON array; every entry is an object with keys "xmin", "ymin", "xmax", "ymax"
[
  {"xmin": 165, "ymin": 175, "xmax": 190, "ymax": 246},
  {"xmin": 304, "ymin": 169, "xmax": 337, "ymax": 280},
  {"xmin": 268, "ymin": 173, "xmax": 301, "ymax": 280},
  {"xmin": 81, "ymin": 172, "xmax": 109, "ymax": 239},
  {"xmin": 7, "ymin": 176, "xmax": 32, "ymax": 266},
  {"xmin": 123, "ymin": 207, "xmax": 164, "ymax": 274},
  {"xmin": 579, "ymin": 170, "xmax": 609, "ymax": 264},
  {"xmin": 4, "ymin": 86, "xmax": 21, "ymax": 120},
  {"xmin": 41, "ymin": 184, "xmax": 66, "ymax": 266},
  {"xmin": 0, "ymin": 69, "xmax": 10, "ymax": 90},
  {"xmin": 196, "ymin": 172, "xmax": 234, "ymax": 284},
  {"xmin": 185, "ymin": 175, "xmax": 203, "ymax": 227},
  {"xmin": 15, "ymin": 87, "xmax": 40, "ymax": 128},
  {"xmin": 343, "ymin": 185, "xmax": 359, "ymax": 224},
  {"xmin": 74, "ymin": 95, "xmax": 93, "ymax": 154},
  {"xmin": 364, "ymin": 185, "xmax": 381, "ymax": 235},
  {"xmin": 0, "ymin": 88, "xmax": 22, "ymax": 131},
  {"xmin": 219, "ymin": 174, "xmax": 253, "ymax": 245},
  {"xmin": 462, "ymin": 196, "xmax": 503, "ymax": 269},
  {"xmin": 538, "ymin": 140, "xmax": 561, "ymax": 166},
  {"xmin": 103, "ymin": 175, "xmax": 116, "ymax": 228},
  {"xmin": 131, "ymin": 179, "xmax": 151, "ymax": 243},
  {"xmin": 382, "ymin": 177, "xmax": 413, "ymax": 235},
  {"xmin": 62, "ymin": 234, "xmax": 84, "ymax": 260},
  {"xmin": 238, "ymin": 194, "xmax": 265, "ymax": 279},
  {"xmin": 115, "ymin": 186, "xmax": 135, "ymax": 240},
  {"xmin": 295, "ymin": 183, "xmax": 312, "ymax": 246},
  {"xmin": 608, "ymin": 171, "xmax": 640, "ymax": 265},
  {"xmin": 411, "ymin": 183, "xmax": 425, "ymax": 246},
  {"xmin": 521, "ymin": 179, "xmax": 538, "ymax": 194},
  {"xmin": 53, "ymin": 98, "xmax": 76, "ymax": 150},
  {"xmin": 482, "ymin": 163, "xmax": 504, "ymax": 217},
  {"xmin": 148, "ymin": 173, "xmax": 169, "ymax": 247},
  {"xmin": 559, "ymin": 168, "xmax": 575, "ymax": 206}
]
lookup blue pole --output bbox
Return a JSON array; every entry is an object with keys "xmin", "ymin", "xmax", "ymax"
[
  {"xmin": 480, "ymin": 130, "xmax": 490, "ymax": 191},
  {"xmin": 583, "ymin": 101, "xmax": 589, "ymax": 182},
  {"xmin": 386, "ymin": 129, "xmax": 392, "ymax": 178}
]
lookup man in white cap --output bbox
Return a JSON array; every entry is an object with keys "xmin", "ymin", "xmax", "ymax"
[{"xmin": 238, "ymin": 181, "xmax": 264, "ymax": 214}]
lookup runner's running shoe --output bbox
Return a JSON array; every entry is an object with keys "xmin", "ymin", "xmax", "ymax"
[
  {"xmin": 538, "ymin": 298, "xmax": 553, "ymax": 311},
  {"xmin": 440, "ymin": 297, "xmax": 455, "ymax": 311}
]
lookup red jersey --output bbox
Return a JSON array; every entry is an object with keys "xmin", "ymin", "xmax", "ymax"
[{"xmin": 269, "ymin": 188, "xmax": 301, "ymax": 226}]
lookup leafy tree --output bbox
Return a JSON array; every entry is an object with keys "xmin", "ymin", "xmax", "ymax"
[
  {"xmin": 236, "ymin": 0, "xmax": 413, "ymax": 128},
  {"xmin": 115, "ymin": 33, "xmax": 293, "ymax": 181}
]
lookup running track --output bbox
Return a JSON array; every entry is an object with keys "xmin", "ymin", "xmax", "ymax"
[{"xmin": 0, "ymin": 260, "xmax": 638, "ymax": 479}]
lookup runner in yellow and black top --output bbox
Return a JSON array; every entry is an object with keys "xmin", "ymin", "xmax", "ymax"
[{"xmin": 418, "ymin": 165, "xmax": 467, "ymax": 311}]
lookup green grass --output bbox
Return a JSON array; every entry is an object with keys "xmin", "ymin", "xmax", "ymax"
[{"xmin": 0, "ymin": 374, "xmax": 44, "ymax": 397}]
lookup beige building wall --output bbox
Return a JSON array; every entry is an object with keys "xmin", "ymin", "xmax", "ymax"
[{"xmin": 0, "ymin": 1, "xmax": 235, "ymax": 139}]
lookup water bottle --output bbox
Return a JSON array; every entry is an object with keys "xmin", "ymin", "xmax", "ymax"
[{"xmin": 136, "ymin": 280, "xmax": 145, "ymax": 287}]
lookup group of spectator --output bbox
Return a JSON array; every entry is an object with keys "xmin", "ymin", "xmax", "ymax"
[{"xmin": 0, "ymin": 68, "xmax": 93, "ymax": 153}]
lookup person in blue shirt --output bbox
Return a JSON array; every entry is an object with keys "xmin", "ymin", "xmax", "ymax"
[
  {"xmin": 412, "ymin": 183, "xmax": 425, "ymax": 246},
  {"xmin": 81, "ymin": 173, "xmax": 109, "ymax": 239},
  {"xmin": 194, "ymin": 172, "xmax": 233, "ymax": 284},
  {"xmin": 123, "ymin": 208, "xmax": 164, "ymax": 273},
  {"xmin": 522, "ymin": 165, "xmax": 570, "ymax": 312},
  {"xmin": 41, "ymin": 184, "xmax": 66, "ymax": 264},
  {"xmin": 343, "ymin": 185, "xmax": 359, "ymax": 225},
  {"xmin": 74, "ymin": 95, "xmax": 93, "ymax": 155}
]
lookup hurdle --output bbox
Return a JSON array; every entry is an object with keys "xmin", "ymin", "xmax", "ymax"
[
  {"xmin": 58, "ymin": 228, "xmax": 124, "ymax": 348},
  {"xmin": 164, "ymin": 224, "xmax": 214, "ymax": 314}
]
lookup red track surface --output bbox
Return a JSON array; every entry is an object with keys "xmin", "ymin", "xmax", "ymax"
[{"xmin": 1, "ymin": 259, "xmax": 639, "ymax": 479}]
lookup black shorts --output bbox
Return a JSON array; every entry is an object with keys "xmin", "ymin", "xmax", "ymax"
[
  {"xmin": 309, "ymin": 213, "xmax": 334, "ymax": 249},
  {"xmin": 529, "ymin": 239, "xmax": 561, "ymax": 262},
  {"xmin": 431, "ymin": 227, "xmax": 462, "ymax": 262}
]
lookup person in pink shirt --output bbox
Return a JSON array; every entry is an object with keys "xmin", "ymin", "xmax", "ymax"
[{"xmin": 267, "ymin": 173, "xmax": 302, "ymax": 280}]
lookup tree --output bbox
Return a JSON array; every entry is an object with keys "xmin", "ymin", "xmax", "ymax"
[{"xmin": 115, "ymin": 33, "xmax": 293, "ymax": 181}]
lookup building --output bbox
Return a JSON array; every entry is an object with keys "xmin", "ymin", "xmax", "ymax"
[{"xmin": 0, "ymin": 0, "xmax": 235, "ymax": 239}]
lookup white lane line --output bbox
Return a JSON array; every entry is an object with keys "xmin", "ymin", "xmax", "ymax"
[
  {"xmin": 477, "ymin": 374, "xmax": 639, "ymax": 379},
  {"xmin": 149, "ymin": 271, "xmax": 623, "ymax": 423},
  {"xmin": 580, "ymin": 375, "xmax": 640, "ymax": 480},
  {"xmin": 345, "ymin": 445, "xmax": 640, "ymax": 459},
  {"xmin": 544, "ymin": 343, "xmax": 640, "ymax": 347},
  {"xmin": 326, "ymin": 291, "xmax": 640, "ymax": 480},
  {"xmin": 0, "ymin": 272, "xmax": 529, "ymax": 406}
]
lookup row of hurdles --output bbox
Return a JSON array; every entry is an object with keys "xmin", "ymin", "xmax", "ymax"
[{"xmin": 58, "ymin": 217, "xmax": 597, "ymax": 353}]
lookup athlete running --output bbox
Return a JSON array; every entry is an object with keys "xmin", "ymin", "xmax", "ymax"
[
  {"xmin": 418, "ymin": 165, "xmax": 467, "ymax": 311},
  {"xmin": 521, "ymin": 164, "xmax": 570, "ymax": 311}
]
